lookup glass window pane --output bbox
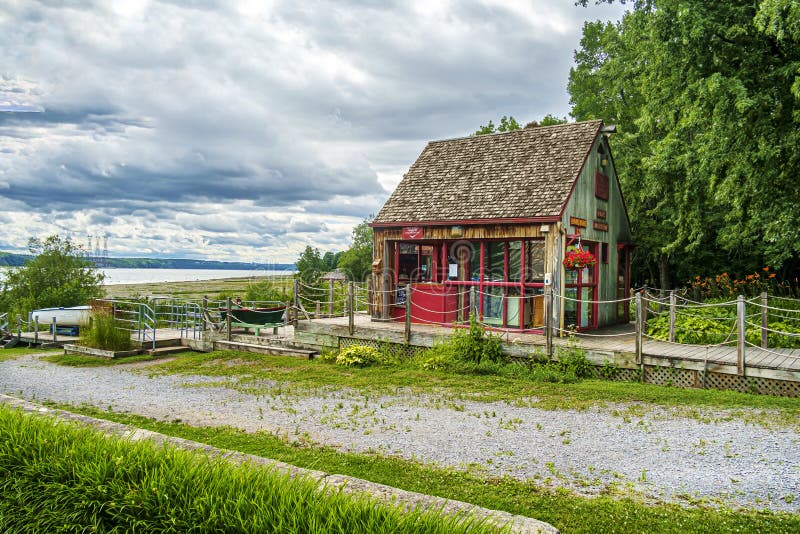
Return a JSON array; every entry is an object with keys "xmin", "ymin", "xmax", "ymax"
[
  {"xmin": 482, "ymin": 287, "xmax": 504, "ymax": 326},
  {"xmin": 508, "ymin": 241, "xmax": 521, "ymax": 283},
  {"xmin": 486, "ymin": 242, "xmax": 505, "ymax": 282},
  {"xmin": 525, "ymin": 240, "xmax": 545, "ymax": 283}
]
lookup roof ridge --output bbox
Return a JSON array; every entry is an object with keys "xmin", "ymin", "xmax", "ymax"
[{"xmin": 428, "ymin": 119, "xmax": 603, "ymax": 145}]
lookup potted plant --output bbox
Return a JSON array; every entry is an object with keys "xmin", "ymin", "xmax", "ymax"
[{"xmin": 563, "ymin": 247, "xmax": 596, "ymax": 270}]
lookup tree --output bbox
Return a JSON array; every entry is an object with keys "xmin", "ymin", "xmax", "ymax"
[
  {"xmin": 570, "ymin": 0, "xmax": 800, "ymax": 286},
  {"xmin": 0, "ymin": 235, "xmax": 104, "ymax": 320},
  {"xmin": 295, "ymin": 246, "xmax": 326, "ymax": 286},
  {"xmin": 474, "ymin": 115, "xmax": 521, "ymax": 135},
  {"xmin": 322, "ymin": 251, "xmax": 340, "ymax": 271},
  {"xmin": 337, "ymin": 218, "xmax": 374, "ymax": 282}
]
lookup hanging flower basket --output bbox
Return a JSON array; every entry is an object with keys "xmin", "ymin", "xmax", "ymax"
[{"xmin": 563, "ymin": 248, "xmax": 596, "ymax": 270}]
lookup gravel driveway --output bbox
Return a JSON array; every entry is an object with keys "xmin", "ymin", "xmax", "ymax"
[{"xmin": 1, "ymin": 351, "xmax": 798, "ymax": 512}]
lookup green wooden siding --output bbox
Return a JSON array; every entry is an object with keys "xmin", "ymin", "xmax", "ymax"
[{"xmin": 560, "ymin": 136, "xmax": 632, "ymax": 326}]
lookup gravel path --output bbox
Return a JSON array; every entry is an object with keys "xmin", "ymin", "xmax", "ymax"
[{"xmin": 1, "ymin": 352, "xmax": 799, "ymax": 512}]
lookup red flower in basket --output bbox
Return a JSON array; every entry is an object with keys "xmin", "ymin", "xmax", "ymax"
[{"xmin": 563, "ymin": 248, "xmax": 597, "ymax": 270}]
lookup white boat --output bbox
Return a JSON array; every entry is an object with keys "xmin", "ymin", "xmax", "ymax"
[{"xmin": 30, "ymin": 306, "xmax": 92, "ymax": 326}]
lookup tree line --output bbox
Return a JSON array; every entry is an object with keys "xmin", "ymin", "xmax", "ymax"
[{"xmin": 570, "ymin": 0, "xmax": 800, "ymax": 288}]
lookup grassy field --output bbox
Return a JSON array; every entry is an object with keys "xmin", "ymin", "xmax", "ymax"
[
  {"xmin": 104, "ymin": 349, "xmax": 799, "ymax": 428},
  {"xmin": 0, "ymin": 404, "xmax": 497, "ymax": 533},
  {"xmin": 59, "ymin": 402, "xmax": 799, "ymax": 534},
  {"xmin": 102, "ymin": 274, "xmax": 294, "ymax": 300},
  {"xmin": 23, "ymin": 348, "xmax": 800, "ymax": 532}
]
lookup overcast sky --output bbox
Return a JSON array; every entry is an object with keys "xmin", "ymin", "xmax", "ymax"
[{"xmin": 0, "ymin": 0, "xmax": 625, "ymax": 264}]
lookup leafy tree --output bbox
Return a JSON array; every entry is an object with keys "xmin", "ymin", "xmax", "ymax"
[
  {"xmin": 474, "ymin": 115, "xmax": 521, "ymax": 135},
  {"xmin": 337, "ymin": 218, "xmax": 374, "ymax": 282},
  {"xmin": 570, "ymin": 0, "xmax": 800, "ymax": 286},
  {"xmin": 295, "ymin": 246, "xmax": 326, "ymax": 286},
  {"xmin": 322, "ymin": 251, "xmax": 341, "ymax": 271},
  {"xmin": 0, "ymin": 235, "xmax": 104, "ymax": 321}
]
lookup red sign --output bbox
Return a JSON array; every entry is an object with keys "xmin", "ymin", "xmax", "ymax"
[
  {"xmin": 593, "ymin": 221, "xmax": 609, "ymax": 232},
  {"xmin": 596, "ymin": 208, "xmax": 607, "ymax": 220},
  {"xmin": 402, "ymin": 226, "xmax": 424, "ymax": 239},
  {"xmin": 595, "ymin": 171, "xmax": 609, "ymax": 201}
]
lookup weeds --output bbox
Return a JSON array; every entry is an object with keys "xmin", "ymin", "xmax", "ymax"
[{"xmin": 80, "ymin": 311, "xmax": 132, "ymax": 352}]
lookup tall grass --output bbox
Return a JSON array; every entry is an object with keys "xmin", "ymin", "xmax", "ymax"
[
  {"xmin": 0, "ymin": 405, "xmax": 498, "ymax": 533},
  {"xmin": 80, "ymin": 311, "xmax": 132, "ymax": 351}
]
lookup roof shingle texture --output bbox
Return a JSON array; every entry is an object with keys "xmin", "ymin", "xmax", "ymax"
[{"xmin": 374, "ymin": 120, "xmax": 602, "ymax": 224}]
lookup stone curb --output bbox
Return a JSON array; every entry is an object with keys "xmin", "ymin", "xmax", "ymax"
[{"xmin": 0, "ymin": 395, "xmax": 558, "ymax": 534}]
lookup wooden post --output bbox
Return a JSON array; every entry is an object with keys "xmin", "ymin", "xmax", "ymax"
[
  {"xmin": 668, "ymin": 290, "xmax": 676, "ymax": 343},
  {"xmin": 545, "ymin": 285, "xmax": 553, "ymax": 360},
  {"xmin": 328, "ymin": 279, "xmax": 335, "ymax": 317},
  {"xmin": 16, "ymin": 315, "xmax": 21, "ymax": 341},
  {"xmin": 315, "ymin": 300, "xmax": 321, "ymax": 318},
  {"xmin": 469, "ymin": 286, "xmax": 476, "ymax": 320},
  {"xmin": 285, "ymin": 302, "xmax": 291, "ymax": 329},
  {"xmin": 404, "ymin": 283, "xmax": 411, "ymax": 342},
  {"xmin": 635, "ymin": 292, "xmax": 643, "ymax": 366},
  {"xmin": 52, "ymin": 316, "xmax": 57, "ymax": 343},
  {"xmin": 292, "ymin": 279, "xmax": 299, "ymax": 328},
  {"xmin": 202, "ymin": 296, "xmax": 208, "ymax": 332},
  {"xmin": 737, "ymin": 294, "xmax": 746, "ymax": 376},
  {"xmin": 226, "ymin": 297, "xmax": 232, "ymax": 341},
  {"xmin": 348, "ymin": 282, "xmax": 355, "ymax": 335},
  {"xmin": 367, "ymin": 278, "xmax": 373, "ymax": 317},
  {"xmin": 761, "ymin": 291, "xmax": 768, "ymax": 349},
  {"xmin": 33, "ymin": 316, "xmax": 39, "ymax": 345}
]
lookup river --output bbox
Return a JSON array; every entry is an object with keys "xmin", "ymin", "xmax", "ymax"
[{"xmin": 0, "ymin": 267, "xmax": 294, "ymax": 286}]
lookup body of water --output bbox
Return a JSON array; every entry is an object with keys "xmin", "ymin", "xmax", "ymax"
[
  {"xmin": 0, "ymin": 266, "xmax": 294, "ymax": 286},
  {"xmin": 100, "ymin": 268, "xmax": 294, "ymax": 285}
]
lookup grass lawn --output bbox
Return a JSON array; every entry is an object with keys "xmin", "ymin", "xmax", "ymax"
[
  {"xmin": 1, "ymin": 405, "xmax": 492, "ymax": 534},
  {"xmin": 0, "ymin": 346, "xmax": 61, "ymax": 362},
  {"xmin": 60, "ymin": 404, "xmax": 800, "ymax": 534},
  {"xmin": 38, "ymin": 348, "xmax": 800, "ymax": 532},
  {"xmin": 101, "ymin": 349, "xmax": 800, "ymax": 429}
]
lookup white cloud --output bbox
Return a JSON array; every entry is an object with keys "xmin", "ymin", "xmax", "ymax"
[{"xmin": 0, "ymin": 0, "xmax": 625, "ymax": 262}]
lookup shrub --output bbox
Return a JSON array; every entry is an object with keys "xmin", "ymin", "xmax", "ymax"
[
  {"xmin": 80, "ymin": 311, "xmax": 132, "ymax": 352},
  {"xmin": 243, "ymin": 280, "xmax": 290, "ymax": 303},
  {"xmin": 554, "ymin": 336, "xmax": 592, "ymax": 379},
  {"xmin": 448, "ymin": 314, "xmax": 505, "ymax": 364},
  {"xmin": 336, "ymin": 345, "xmax": 380, "ymax": 367}
]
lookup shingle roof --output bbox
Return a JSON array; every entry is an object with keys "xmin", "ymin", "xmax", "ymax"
[{"xmin": 374, "ymin": 120, "xmax": 603, "ymax": 224}]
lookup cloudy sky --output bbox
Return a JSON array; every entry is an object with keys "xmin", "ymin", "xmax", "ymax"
[{"xmin": 0, "ymin": 0, "xmax": 624, "ymax": 264}]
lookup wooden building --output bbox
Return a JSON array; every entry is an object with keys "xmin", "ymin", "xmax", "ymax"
[{"xmin": 370, "ymin": 120, "xmax": 632, "ymax": 332}]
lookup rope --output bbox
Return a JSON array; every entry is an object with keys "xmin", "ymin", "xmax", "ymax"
[
  {"xmin": 744, "ymin": 320, "xmax": 800, "ymax": 338},
  {"xmin": 555, "ymin": 293, "xmax": 633, "ymax": 305}
]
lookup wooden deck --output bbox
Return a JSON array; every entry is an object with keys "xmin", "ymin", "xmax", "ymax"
[
  {"xmin": 15, "ymin": 328, "xmax": 194, "ymax": 349},
  {"xmin": 294, "ymin": 315, "xmax": 800, "ymax": 395}
]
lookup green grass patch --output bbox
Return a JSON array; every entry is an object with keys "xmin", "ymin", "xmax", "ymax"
[
  {"xmin": 42, "ymin": 352, "xmax": 182, "ymax": 367},
  {"xmin": 146, "ymin": 350, "xmax": 800, "ymax": 428},
  {"xmin": 0, "ymin": 404, "xmax": 496, "ymax": 533},
  {"xmin": 0, "ymin": 346, "xmax": 61, "ymax": 361},
  {"xmin": 56, "ymin": 405, "xmax": 800, "ymax": 534}
]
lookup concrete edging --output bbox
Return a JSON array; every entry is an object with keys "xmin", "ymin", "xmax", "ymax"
[
  {"xmin": 63, "ymin": 344, "xmax": 141, "ymax": 358},
  {"xmin": 0, "ymin": 394, "xmax": 558, "ymax": 534}
]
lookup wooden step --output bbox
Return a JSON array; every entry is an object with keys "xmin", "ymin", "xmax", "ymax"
[
  {"xmin": 145, "ymin": 345, "xmax": 190, "ymax": 357},
  {"xmin": 213, "ymin": 340, "xmax": 317, "ymax": 360}
]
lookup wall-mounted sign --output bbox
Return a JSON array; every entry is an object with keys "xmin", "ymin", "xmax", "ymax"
[
  {"xmin": 595, "ymin": 171, "xmax": 609, "ymax": 201},
  {"xmin": 569, "ymin": 216, "xmax": 587, "ymax": 228},
  {"xmin": 596, "ymin": 209, "xmax": 607, "ymax": 220},
  {"xmin": 593, "ymin": 221, "xmax": 609, "ymax": 232},
  {"xmin": 402, "ymin": 226, "xmax": 424, "ymax": 239}
]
